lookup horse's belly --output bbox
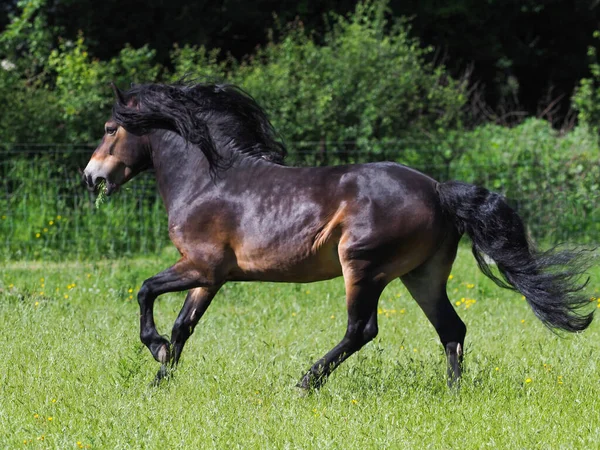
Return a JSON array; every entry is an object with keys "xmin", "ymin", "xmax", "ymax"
[{"xmin": 228, "ymin": 239, "xmax": 342, "ymax": 283}]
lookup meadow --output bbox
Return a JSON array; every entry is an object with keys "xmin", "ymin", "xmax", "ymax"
[{"xmin": 1, "ymin": 246, "xmax": 599, "ymax": 449}]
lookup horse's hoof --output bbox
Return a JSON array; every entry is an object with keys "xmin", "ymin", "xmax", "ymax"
[
  {"xmin": 151, "ymin": 364, "xmax": 171, "ymax": 387},
  {"xmin": 296, "ymin": 372, "xmax": 324, "ymax": 392},
  {"xmin": 447, "ymin": 376, "xmax": 461, "ymax": 390},
  {"xmin": 296, "ymin": 379, "xmax": 310, "ymax": 391}
]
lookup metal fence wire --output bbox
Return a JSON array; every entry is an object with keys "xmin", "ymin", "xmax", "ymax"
[{"xmin": 1, "ymin": 144, "xmax": 598, "ymax": 260}]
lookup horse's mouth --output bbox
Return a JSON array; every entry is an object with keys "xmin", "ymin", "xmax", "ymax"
[
  {"xmin": 104, "ymin": 180, "xmax": 119, "ymax": 196},
  {"xmin": 84, "ymin": 175, "xmax": 119, "ymax": 196}
]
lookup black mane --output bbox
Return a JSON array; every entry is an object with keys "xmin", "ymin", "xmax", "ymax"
[{"xmin": 111, "ymin": 82, "xmax": 287, "ymax": 169}]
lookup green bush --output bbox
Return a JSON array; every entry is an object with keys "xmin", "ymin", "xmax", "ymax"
[
  {"xmin": 448, "ymin": 118, "xmax": 600, "ymax": 242},
  {"xmin": 48, "ymin": 36, "xmax": 161, "ymax": 142},
  {"xmin": 573, "ymin": 31, "xmax": 600, "ymax": 130},
  {"xmin": 229, "ymin": 1, "xmax": 467, "ymax": 167}
]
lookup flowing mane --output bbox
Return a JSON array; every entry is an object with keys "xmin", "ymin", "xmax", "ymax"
[{"xmin": 111, "ymin": 82, "xmax": 287, "ymax": 169}]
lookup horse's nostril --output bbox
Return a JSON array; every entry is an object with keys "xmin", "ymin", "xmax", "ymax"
[{"xmin": 83, "ymin": 172, "xmax": 95, "ymax": 190}]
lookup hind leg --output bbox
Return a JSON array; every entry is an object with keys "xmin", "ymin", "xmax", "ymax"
[
  {"xmin": 170, "ymin": 286, "xmax": 221, "ymax": 366},
  {"xmin": 153, "ymin": 286, "xmax": 221, "ymax": 383},
  {"xmin": 400, "ymin": 237, "xmax": 466, "ymax": 387},
  {"xmin": 298, "ymin": 273, "xmax": 384, "ymax": 390}
]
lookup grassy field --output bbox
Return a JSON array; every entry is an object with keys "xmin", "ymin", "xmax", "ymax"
[{"xmin": 1, "ymin": 247, "xmax": 599, "ymax": 449}]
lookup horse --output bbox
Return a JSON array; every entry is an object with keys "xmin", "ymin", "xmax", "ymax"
[{"xmin": 82, "ymin": 82, "xmax": 593, "ymax": 389}]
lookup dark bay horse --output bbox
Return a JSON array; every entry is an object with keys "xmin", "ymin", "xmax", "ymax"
[{"xmin": 83, "ymin": 82, "xmax": 593, "ymax": 388}]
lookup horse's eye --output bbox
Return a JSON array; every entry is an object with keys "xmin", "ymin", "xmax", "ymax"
[{"xmin": 106, "ymin": 126, "xmax": 117, "ymax": 135}]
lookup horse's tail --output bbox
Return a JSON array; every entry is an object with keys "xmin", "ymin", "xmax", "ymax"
[{"xmin": 436, "ymin": 180, "xmax": 594, "ymax": 332}]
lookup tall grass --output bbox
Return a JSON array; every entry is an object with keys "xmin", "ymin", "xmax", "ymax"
[{"xmin": 0, "ymin": 154, "xmax": 169, "ymax": 260}]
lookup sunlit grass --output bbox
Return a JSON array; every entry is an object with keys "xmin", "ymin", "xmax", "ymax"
[{"xmin": 1, "ymin": 247, "xmax": 599, "ymax": 448}]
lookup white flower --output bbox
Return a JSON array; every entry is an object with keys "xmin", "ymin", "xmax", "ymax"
[{"xmin": 1, "ymin": 59, "xmax": 16, "ymax": 71}]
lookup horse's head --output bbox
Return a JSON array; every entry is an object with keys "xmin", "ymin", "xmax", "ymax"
[{"xmin": 83, "ymin": 85, "xmax": 152, "ymax": 195}]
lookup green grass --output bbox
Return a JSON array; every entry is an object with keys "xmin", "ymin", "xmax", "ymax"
[{"xmin": 1, "ymin": 247, "xmax": 599, "ymax": 449}]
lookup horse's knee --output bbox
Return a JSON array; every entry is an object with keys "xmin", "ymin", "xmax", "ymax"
[{"xmin": 137, "ymin": 282, "xmax": 152, "ymax": 306}]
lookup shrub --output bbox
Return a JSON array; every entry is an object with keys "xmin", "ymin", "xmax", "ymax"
[{"xmin": 449, "ymin": 119, "xmax": 600, "ymax": 242}]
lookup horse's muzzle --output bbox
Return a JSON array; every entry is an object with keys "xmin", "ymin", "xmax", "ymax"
[{"xmin": 82, "ymin": 170, "xmax": 97, "ymax": 192}]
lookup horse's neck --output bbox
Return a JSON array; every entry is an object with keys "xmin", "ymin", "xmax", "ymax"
[
  {"xmin": 149, "ymin": 132, "xmax": 213, "ymax": 212},
  {"xmin": 149, "ymin": 131, "xmax": 257, "ymax": 214}
]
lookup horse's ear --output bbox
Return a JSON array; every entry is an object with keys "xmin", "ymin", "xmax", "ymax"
[{"xmin": 110, "ymin": 81, "xmax": 126, "ymax": 105}]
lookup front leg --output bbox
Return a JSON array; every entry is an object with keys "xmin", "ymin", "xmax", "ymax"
[{"xmin": 137, "ymin": 258, "xmax": 215, "ymax": 372}]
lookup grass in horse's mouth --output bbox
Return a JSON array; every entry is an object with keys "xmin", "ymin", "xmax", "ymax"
[{"xmin": 95, "ymin": 179, "xmax": 109, "ymax": 209}]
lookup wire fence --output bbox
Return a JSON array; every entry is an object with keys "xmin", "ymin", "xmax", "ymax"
[{"xmin": 1, "ymin": 145, "xmax": 598, "ymax": 260}]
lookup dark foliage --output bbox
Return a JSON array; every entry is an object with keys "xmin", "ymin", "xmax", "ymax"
[{"xmin": 4, "ymin": 0, "xmax": 595, "ymax": 123}]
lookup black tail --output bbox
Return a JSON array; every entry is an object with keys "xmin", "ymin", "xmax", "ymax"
[{"xmin": 437, "ymin": 181, "xmax": 594, "ymax": 332}]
